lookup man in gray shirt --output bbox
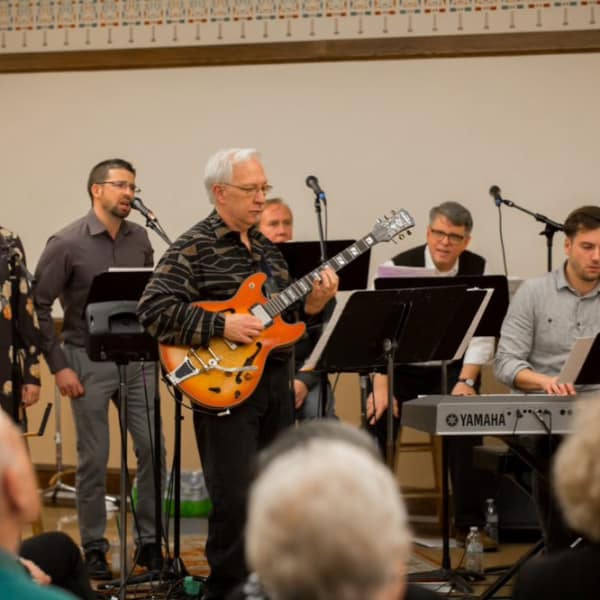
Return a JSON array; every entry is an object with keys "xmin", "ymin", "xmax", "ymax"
[
  {"xmin": 34, "ymin": 159, "xmax": 165, "ymax": 579},
  {"xmin": 495, "ymin": 205, "xmax": 600, "ymax": 393},
  {"xmin": 494, "ymin": 205, "xmax": 600, "ymax": 550}
]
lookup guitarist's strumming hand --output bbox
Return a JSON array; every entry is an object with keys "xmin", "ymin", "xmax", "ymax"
[
  {"xmin": 224, "ymin": 313, "xmax": 265, "ymax": 345},
  {"xmin": 304, "ymin": 266, "xmax": 339, "ymax": 315}
]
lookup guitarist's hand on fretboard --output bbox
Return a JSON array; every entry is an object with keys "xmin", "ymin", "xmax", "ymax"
[
  {"xmin": 224, "ymin": 313, "xmax": 265, "ymax": 345},
  {"xmin": 304, "ymin": 266, "xmax": 339, "ymax": 315}
]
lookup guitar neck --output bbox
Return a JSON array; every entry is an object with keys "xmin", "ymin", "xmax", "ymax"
[{"xmin": 263, "ymin": 233, "xmax": 378, "ymax": 318}]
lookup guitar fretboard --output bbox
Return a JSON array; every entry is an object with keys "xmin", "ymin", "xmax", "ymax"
[{"xmin": 263, "ymin": 234, "xmax": 378, "ymax": 318}]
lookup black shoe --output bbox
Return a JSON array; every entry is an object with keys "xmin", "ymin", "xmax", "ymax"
[
  {"xmin": 135, "ymin": 542, "xmax": 164, "ymax": 571},
  {"xmin": 85, "ymin": 549, "xmax": 112, "ymax": 580}
]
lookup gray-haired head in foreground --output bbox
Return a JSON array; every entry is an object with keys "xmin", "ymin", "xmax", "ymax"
[
  {"xmin": 554, "ymin": 399, "xmax": 600, "ymax": 541},
  {"xmin": 203, "ymin": 148, "xmax": 260, "ymax": 205},
  {"xmin": 429, "ymin": 201, "xmax": 473, "ymax": 234},
  {"xmin": 246, "ymin": 437, "xmax": 410, "ymax": 600}
]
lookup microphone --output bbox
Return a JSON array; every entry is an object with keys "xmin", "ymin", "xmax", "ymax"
[
  {"xmin": 131, "ymin": 196, "xmax": 157, "ymax": 222},
  {"xmin": 489, "ymin": 185, "xmax": 503, "ymax": 207},
  {"xmin": 305, "ymin": 175, "xmax": 326, "ymax": 201}
]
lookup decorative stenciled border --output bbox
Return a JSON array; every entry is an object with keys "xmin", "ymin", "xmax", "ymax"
[
  {"xmin": 1, "ymin": 0, "xmax": 599, "ymax": 40},
  {"xmin": 0, "ymin": 0, "xmax": 599, "ymax": 69}
]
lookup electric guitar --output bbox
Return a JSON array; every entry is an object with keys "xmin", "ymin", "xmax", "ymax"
[{"xmin": 160, "ymin": 209, "xmax": 415, "ymax": 411}]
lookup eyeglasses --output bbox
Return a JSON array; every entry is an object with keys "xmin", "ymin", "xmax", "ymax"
[
  {"xmin": 429, "ymin": 228, "xmax": 466, "ymax": 244},
  {"xmin": 220, "ymin": 182, "xmax": 273, "ymax": 197},
  {"xmin": 99, "ymin": 180, "xmax": 141, "ymax": 193}
]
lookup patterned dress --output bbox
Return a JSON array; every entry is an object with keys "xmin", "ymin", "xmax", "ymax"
[{"xmin": 0, "ymin": 226, "xmax": 41, "ymax": 420}]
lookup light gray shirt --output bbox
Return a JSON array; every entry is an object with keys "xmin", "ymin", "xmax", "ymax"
[{"xmin": 494, "ymin": 263, "xmax": 600, "ymax": 388}]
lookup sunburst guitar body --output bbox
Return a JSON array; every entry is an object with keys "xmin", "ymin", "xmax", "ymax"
[{"xmin": 159, "ymin": 272, "xmax": 305, "ymax": 411}]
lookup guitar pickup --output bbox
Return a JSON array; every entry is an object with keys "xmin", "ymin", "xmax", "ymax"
[
  {"xmin": 166, "ymin": 357, "xmax": 202, "ymax": 386},
  {"xmin": 250, "ymin": 304, "xmax": 273, "ymax": 327}
]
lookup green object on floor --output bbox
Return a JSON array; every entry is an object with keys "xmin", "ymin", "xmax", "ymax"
[
  {"xmin": 184, "ymin": 575, "xmax": 202, "ymax": 596},
  {"xmin": 131, "ymin": 470, "xmax": 212, "ymax": 518}
]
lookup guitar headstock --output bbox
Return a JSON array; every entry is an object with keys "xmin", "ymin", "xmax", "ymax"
[{"xmin": 371, "ymin": 209, "xmax": 415, "ymax": 243}]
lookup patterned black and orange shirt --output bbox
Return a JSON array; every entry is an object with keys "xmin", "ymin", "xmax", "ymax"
[
  {"xmin": 137, "ymin": 210, "xmax": 295, "ymax": 348},
  {"xmin": 0, "ymin": 227, "xmax": 41, "ymax": 414}
]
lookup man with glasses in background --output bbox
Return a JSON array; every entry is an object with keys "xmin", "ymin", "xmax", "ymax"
[
  {"xmin": 367, "ymin": 201, "xmax": 497, "ymax": 547},
  {"xmin": 34, "ymin": 159, "xmax": 165, "ymax": 579},
  {"xmin": 138, "ymin": 149, "xmax": 338, "ymax": 600}
]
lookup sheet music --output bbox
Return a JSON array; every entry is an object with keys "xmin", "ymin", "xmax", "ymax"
[
  {"xmin": 558, "ymin": 336, "xmax": 595, "ymax": 383},
  {"xmin": 377, "ymin": 264, "xmax": 436, "ymax": 278},
  {"xmin": 300, "ymin": 290, "xmax": 353, "ymax": 372},
  {"xmin": 452, "ymin": 287, "xmax": 494, "ymax": 360}
]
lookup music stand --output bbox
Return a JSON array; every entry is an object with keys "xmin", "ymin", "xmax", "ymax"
[
  {"xmin": 85, "ymin": 269, "xmax": 161, "ymax": 600},
  {"xmin": 375, "ymin": 275, "xmax": 509, "ymax": 338},
  {"xmin": 374, "ymin": 278, "xmax": 501, "ymax": 592},
  {"xmin": 301, "ymin": 286, "xmax": 470, "ymax": 464},
  {"xmin": 276, "ymin": 239, "xmax": 371, "ymax": 291},
  {"xmin": 279, "ymin": 239, "xmax": 371, "ymax": 418},
  {"xmin": 559, "ymin": 332, "xmax": 600, "ymax": 386}
]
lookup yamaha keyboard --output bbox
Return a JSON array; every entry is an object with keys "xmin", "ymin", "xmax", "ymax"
[{"xmin": 401, "ymin": 394, "xmax": 584, "ymax": 436}]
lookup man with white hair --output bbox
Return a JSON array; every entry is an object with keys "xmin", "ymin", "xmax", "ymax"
[
  {"xmin": 138, "ymin": 149, "xmax": 338, "ymax": 600},
  {"xmin": 0, "ymin": 410, "xmax": 75, "ymax": 599},
  {"xmin": 246, "ymin": 437, "xmax": 410, "ymax": 600}
]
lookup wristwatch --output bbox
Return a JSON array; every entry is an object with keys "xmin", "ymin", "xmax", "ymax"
[{"xmin": 457, "ymin": 377, "xmax": 475, "ymax": 387}]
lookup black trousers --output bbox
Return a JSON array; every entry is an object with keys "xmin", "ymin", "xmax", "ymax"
[
  {"xmin": 193, "ymin": 359, "xmax": 294, "ymax": 600},
  {"xmin": 19, "ymin": 531, "xmax": 95, "ymax": 600},
  {"xmin": 370, "ymin": 363, "xmax": 498, "ymax": 529}
]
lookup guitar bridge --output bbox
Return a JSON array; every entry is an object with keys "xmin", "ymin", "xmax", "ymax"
[
  {"xmin": 166, "ymin": 347, "xmax": 259, "ymax": 386},
  {"xmin": 166, "ymin": 357, "xmax": 201, "ymax": 386}
]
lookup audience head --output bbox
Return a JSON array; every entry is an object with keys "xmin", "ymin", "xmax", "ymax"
[
  {"xmin": 246, "ymin": 423, "xmax": 410, "ymax": 600},
  {"xmin": 554, "ymin": 399, "xmax": 600, "ymax": 541},
  {"xmin": 426, "ymin": 201, "xmax": 473, "ymax": 272},
  {"xmin": 259, "ymin": 198, "xmax": 294, "ymax": 243},
  {"xmin": 0, "ymin": 410, "xmax": 40, "ymax": 553}
]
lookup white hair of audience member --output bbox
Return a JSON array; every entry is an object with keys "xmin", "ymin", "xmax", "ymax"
[
  {"xmin": 554, "ymin": 399, "xmax": 600, "ymax": 541},
  {"xmin": 246, "ymin": 438, "xmax": 411, "ymax": 600},
  {"xmin": 203, "ymin": 148, "xmax": 260, "ymax": 205}
]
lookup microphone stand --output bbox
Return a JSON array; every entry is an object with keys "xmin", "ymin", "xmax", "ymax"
[
  {"xmin": 312, "ymin": 191, "xmax": 329, "ymax": 418},
  {"xmin": 494, "ymin": 196, "xmax": 563, "ymax": 272},
  {"xmin": 145, "ymin": 218, "xmax": 172, "ymax": 247},
  {"xmin": 137, "ymin": 215, "xmax": 191, "ymax": 580}
]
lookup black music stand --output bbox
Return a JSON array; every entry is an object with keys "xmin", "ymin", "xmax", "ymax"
[
  {"xmin": 279, "ymin": 239, "xmax": 371, "ymax": 418},
  {"xmin": 276, "ymin": 239, "xmax": 371, "ymax": 291},
  {"xmin": 559, "ymin": 332, "xmax": 600, "ymax": 386},
  {"xmin": 302, "ymin": 286, "xmax": 470, "ymax": 464},
  {"xmin": 375, "ymin": 278, "xmax": 501, "ymax": 593},
  {"xmin": 85, "ymin": 269, "xmax": 162, "ymax": 600}
]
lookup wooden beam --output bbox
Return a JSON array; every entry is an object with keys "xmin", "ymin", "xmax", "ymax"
[{"xmin": 1, "ymin": 29, "xmax": 599, "ymax": 73}]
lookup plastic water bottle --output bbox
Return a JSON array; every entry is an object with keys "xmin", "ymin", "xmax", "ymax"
[
  {"xmin": 484, "ymin": 498, "xmax": 499, "ymax": 545},
  {"xmin": 465, "ymin": 526, "xmax": 484, "ymax": 574}
]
